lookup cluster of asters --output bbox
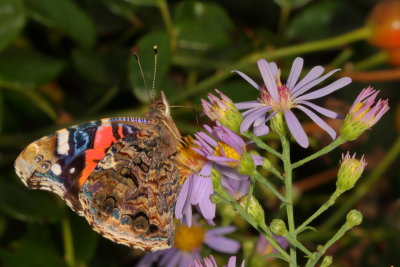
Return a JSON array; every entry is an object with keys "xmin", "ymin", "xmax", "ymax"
[{"xmin": 139, "ymin": 57, "xmax": 388, "ymax": 266}]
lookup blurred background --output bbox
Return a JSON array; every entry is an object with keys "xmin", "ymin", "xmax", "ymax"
[{"xmin": 0, "ymin": 0, "xmax": 399, "ymax": 266}]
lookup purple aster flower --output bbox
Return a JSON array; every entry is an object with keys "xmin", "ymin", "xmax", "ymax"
[
  {"xmin": 233, "ymin": 57, "xmax": 352, "ymax": 147},
  {"xmin": 192, "ymin": 255, "xmax": 245, "ymax": 267},
  {"xmin": 137, "ymin": 224, "xmax": 240, "ymax": 267},
  {"xmin": 175, "ymin": 127, "xmax": 263, "ymax": 227},
  {"xmin": 255, "ymin": 235, "xmax": 289, "ymax": 256}
]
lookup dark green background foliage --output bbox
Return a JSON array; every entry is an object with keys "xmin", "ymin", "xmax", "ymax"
[{"xmin": 0, "ymin": 0, "xmax": 399, "ymax": 266}]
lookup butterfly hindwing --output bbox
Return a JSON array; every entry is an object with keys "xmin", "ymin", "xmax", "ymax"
[
  {"xmin": 79, "ymin": 126, "xmax": 181, "ymax": 251},
  {"xmin": 14, "ymin": 118, "xmax": 154, "ymax": 215}
]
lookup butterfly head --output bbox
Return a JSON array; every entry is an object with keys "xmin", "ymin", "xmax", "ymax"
[{"xmin": 148, "ymin": 91, "xmax": 170, "ymax": 116}]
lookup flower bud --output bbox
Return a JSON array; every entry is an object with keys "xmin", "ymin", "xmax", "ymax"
[
  {"xmin": 346, "ymin": 209, "xmax": 363, "ymax": 227},
  {"xmin": 270, "ymin": 112, "xmax": 286, "ymax": 137},
  {"xmin": 340, "ymin": 87, "xmax": 389, "ymax": 141},
  {"xmin": 237, "ymin": 152, "xmax": 256, "ymax": 175},
  {"xmin": 238, "ymin": 195, "xmax": 265, "ymax": 227},
  {"xmin": 321, "ymin": 256, "xmax": 333, "ymax": 267},
  {"xmin": 201, "ymin": 90, "xmax": 243, "ymax": 133},
  {"xmin": 336, "ymin": 152, "xmax": 366, "ymax": 192},
  {"xmin": 270, "ymin": 219, "xmax": 287, "ymax": 236}
]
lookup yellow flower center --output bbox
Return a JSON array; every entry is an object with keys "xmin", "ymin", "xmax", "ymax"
[
  {"xmin": 174, "ymin": 224, "xmax": 206, "ymax": 252},
  {"xmin": 214, "ymin": 142, "xmax": 241, "ymax": 165}
]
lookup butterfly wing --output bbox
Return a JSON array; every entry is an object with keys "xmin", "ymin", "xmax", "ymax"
[
  {"xmin": 14, "ymin": 117, "xmax": 154, "ymax": 215},
  {"xmin": 79, "ymin": 125, "xmax": 181, "ymax": 251}
]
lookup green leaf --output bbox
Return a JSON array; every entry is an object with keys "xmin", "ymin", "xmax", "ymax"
[
  {"xmin": 0, "ymin": 0, "xmax": 26, "ymax": 52},
  {"xmin": 127, "ymin": 31, "xmax": 170, "ymax": 103},
  {"xmin": 24, "ymin": 0, "xmax": 96, "ymax": 49},
  {"xmin": 0, "ymin": 239, "xmax": 67, "ymax": 267},
  {"xmin": 175, "ymin": 1, "xmax": 233, "ymax": 49},
  {"xmin": 70, "ymin": 214, "xmax": 98, "ymax": 263},
  {"xmin": 72, "ymin": 49, "xmax": 109, "ymax": 85},
  {"xmin": 0, "ymin": 46, "xmax": 65, "ymax": 87},
  {"xmin": 274, "ymin": 0, "xmax": 312, "ymax": 9},
  {"xmin": 287, "ymin": 0, "xmax": 362, "ymax": 41},
  {"xmin": 0, "ymin": 183, "xmax": 64, "ymax": 222},
  {"xmin": 124, "ymin": 0, "xmax": 158, "ymax": 7}
]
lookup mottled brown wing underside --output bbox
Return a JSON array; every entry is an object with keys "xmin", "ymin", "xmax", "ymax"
[{"xmin": 79, "ymin": 129, "xmax": 181, "ymax": 251}]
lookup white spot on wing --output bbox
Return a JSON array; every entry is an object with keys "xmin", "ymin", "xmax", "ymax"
[
  {"xmin": 51, "ymin": 163, "xmax": 62, "ymax": 175},
  {"xmin": 57, "ymin": 131, "xmax": 70, "ymax": 155},
  {"xmin": 70, "ymin": 167, "xmax": 75, "ymax": 174}
]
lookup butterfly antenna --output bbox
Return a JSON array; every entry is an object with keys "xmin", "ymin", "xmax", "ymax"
[
  {"xmin": 151, "ymin": 45, "xmax": 158, "ymax": 100},
  {"xmin": 131, "ymin": 46, "xmax": 151, "ymax": 102}
]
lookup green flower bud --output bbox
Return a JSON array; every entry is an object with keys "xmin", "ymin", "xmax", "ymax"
[
  {"xmin": 346, "ymin": 209, "xmax": 363, "ymax": 227},
  {"xmin": 321, "ymin": 256, "xmax": 333, "ymax": 267},
  {"xmin": 210, "ymin": 193, "xmax": 222, "ymax": 204},
  {"xmin": 202, "ymin": 89, "xmax": 243, "ymax": 133},
  {"xmin": 238, "ymin": 195, "xmax": 266, "ymax": 227},
  {"xmin": 262, "ymin": 158, "xmax": 272, "ymax": 170},
  {"xmin": 237, "ymin": 152, "xmax": 255, "ymax": 175},
  {"xmin": 336, "ymin": 152, "xmax": 366, "ymax": 192},
  {"xmin": 270, "ymin": 112, "xmax": 286, "ymax": 137},
  {"xmin": 340, "ymin": 87, "xmax": 389, "ymax": 142},
  {"xmin": 270, "ymin": 219, "xmax": 287, "ymax": 236},
  {"xmin": 211, "ymin": 168, "xmax": 224, "ymax": 195}
]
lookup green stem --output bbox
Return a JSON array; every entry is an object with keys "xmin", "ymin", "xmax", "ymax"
[
  {"xmin": 321, "ymin": 136, "xmax": 400, "ymax": 230},
  {"xmin": 62, "ymin": 217, "xmax": 75, "ymax": 267},
  {"xmin": 245, "ymin": 175, "xmax": 256, "ymax": 211},
  {"xmin": 243, "ymin": 132, "xmax": 282, "ymax": 159},
  {"xmin": 305, "ymin": 223, "xmax": 351, "ymax": 267},
  {"xmin": 158, "ymin": 0, "xmax": 177, "ymax": 50},
  {"xmin": 170, "ymin": 26, "xmax": 372, "ymax": 104},
  {"xmin": 219, "ymin": 192, "xmax": 290, "ymax": 261},
  {"xmin": 285, "ymin": 233, "xmax": 312, "ymax": 258},
  {"xmin": 277, "ymin": 4, "xmax": 291, "ymax": 38},
  {"xmin": 296, "ymin": 190, "xmax": 342, "ymax": 234},
  {"xmin": 292, "ymin": 137, "xmax": 344, "ymax": 169},
  {"xmin": 253, "ymin": 171, "xmax": 287, "ymax": 202},
  {"xmin": 281, "ymin": 136, "xmax": 297, "ymax": 267}
]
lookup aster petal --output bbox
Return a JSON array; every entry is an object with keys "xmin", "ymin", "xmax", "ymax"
[
  {"xmin": 207, "ymin": 226, "xmax": 236, "ymax": 236},
  {"xmin": 226, "ymin": 256, "xmax": 239, "ymax": 267},
  {"xmin": 291, "ymin": 66, "xmax": 324, "ymax": 93},
  {"xmin": 254, "ymin": 123, "xmax": 269, "ymax": 136},
  {"xmin": 287, "ymin": 57, "xmax": 304, "ymax": 89},
  {"xmin": 284, "ymin": 110, "xmax": 309, "ymax": 148},
  {"xmin": 257, "ymin": 59, "xmax": 279, "ymax": 101},
  {"xmin": 219, "ymin": 166, "xmax": 247, "ymax": 180},
  {"xmin": 207, "ymin": 155, "xmax": 236, "ymax": 163},
  {"xmin": 198, "ymin": 193, "xmax": 216, "ymax": 222},
  {"xmin": 296, "ymin": 106, "xmax": 337, "ymax": 140},
  {"xmin": 292, "ymin": 69, "xmax": 340, "ymax": 98},
  {"xmin": 160, "ymin": 249, "xmax": 181, "ymax": 267},
  {"xmin": 297, "ymin": 100, "xmax": 342, "ymax": 119},
  {"xmin": 197, "ymin": 131, "xmax": 218, "ymax": 147},
  {"xmin": 296, "ymin": 77, "xmax": 352, "ymax": 101},
  {"xmin": 179, "ymin": 253, "xmax": 198, "ymax": 267},
  {"xmin": 242, "ymin": 106, "xmax": 263, "ymax": 117},
  {"xmin": 269, "ymin": 62, "xmax": 279, "ymax": 77},
  {"xmin": 175, "ymin": 176, "xmax": 193, "ymax": 226},
  {"xmin": 204, "ymin": 235, "xmax": 240, "ymax": 254},
  {"xmin": 251, "ymin": 154, "xmax": 264, "ymax": 165},
  {"xmin": 232, "ymin": 70, "xmax": 261, "ymax": 90},
  {"xmin": 240, "ymin": 106, "xmax": 272, "ymax": 133},
  {"xmin": 235, "ymin": 100, "xmax": 262, "ymax": 110}
]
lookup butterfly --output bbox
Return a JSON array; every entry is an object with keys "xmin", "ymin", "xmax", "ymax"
[{"xmin": 14, "ymin": 91, "xmax": 183, "ymax": 252}]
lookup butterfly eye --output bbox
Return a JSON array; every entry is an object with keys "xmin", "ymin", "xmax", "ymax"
[{"xmin": 34, "ymin": 155, "xmax": 43, "ymax": 163}]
